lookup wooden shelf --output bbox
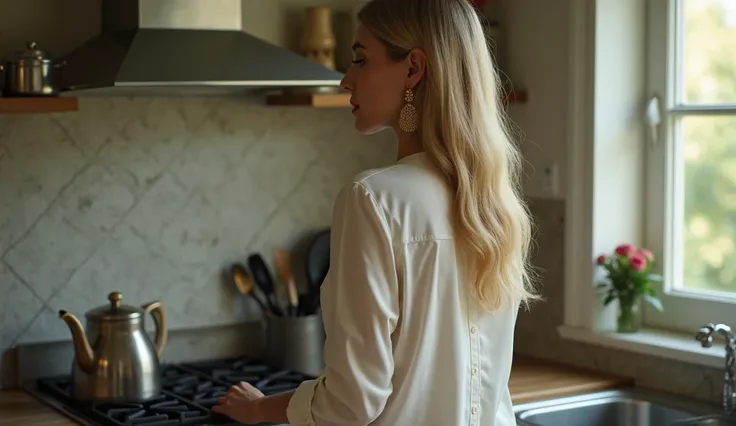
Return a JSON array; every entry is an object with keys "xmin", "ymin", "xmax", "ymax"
[
  {"xmin": 0, "ymin": 90, "xmax": 526, "ymax": 113},
  {"xmin": 266, "ymin": 89, "xmax": 528, "ymax": 108},
  {"xmin": 266, "ymin": 92, "xmax": 352, "ymax": 108},
  {"xmin": 0, "ymin": 97, "xmax": 78, "ymax": 114}
]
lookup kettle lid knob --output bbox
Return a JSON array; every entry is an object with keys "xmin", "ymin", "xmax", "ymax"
[
  {"xmin": 109, "ymin": 291, "xmax": 122, "ymax": 309},
  {"xmin": 85, "ymin": 291, "xmax": 143, "ymax": 322}
]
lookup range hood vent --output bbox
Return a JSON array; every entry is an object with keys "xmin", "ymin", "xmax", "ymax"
[{"xmin": 60, "ymin": 0, "xmax": 344, "ymax": 96}]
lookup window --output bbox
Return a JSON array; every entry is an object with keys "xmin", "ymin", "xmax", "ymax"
[{"xmin": 645, "ymin": 0, "xmax": 736, "ymax": 333}]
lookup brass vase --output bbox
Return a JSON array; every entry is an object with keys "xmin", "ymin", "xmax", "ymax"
[{"xmin": 301, "ymin": 7, "xmax": 337, "ymax": 70}]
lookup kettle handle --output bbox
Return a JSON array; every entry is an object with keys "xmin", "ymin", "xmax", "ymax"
[{"xmin": 141, "ymin": 301, "xmax": 167, "ymax": 359}]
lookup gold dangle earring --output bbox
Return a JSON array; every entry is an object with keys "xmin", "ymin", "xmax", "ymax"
[{"xmin": 399, "ymin": 87, "xmax": 418, "ymax": 132}]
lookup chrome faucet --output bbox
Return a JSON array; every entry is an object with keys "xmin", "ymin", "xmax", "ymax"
[{"xmin": 696, "ymin": 323, "xmax": 736, "ymax": 413}]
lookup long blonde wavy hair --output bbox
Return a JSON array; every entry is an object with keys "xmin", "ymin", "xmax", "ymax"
[{"xmin": 358, "ymin": 0, "xmax": 540, "ymax": 312}]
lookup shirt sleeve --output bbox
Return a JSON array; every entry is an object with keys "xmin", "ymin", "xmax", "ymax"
[{"xmin": 286, "ymin": 181, "xmax": 400, "ymax": 426}]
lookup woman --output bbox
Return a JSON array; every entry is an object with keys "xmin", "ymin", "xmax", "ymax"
[{"xmin": 212, "ymin": 0, "xmax": 538, "ymax": 424}]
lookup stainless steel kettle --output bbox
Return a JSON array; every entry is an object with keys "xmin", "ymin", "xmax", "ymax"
[{"xmin": 58, "ymin": 291, "xmax": 168, "ymax": 402}]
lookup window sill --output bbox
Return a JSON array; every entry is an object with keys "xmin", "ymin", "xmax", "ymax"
[{"xmin": 557, "ymin": 325, "xmax": 725, "ymax": 369}]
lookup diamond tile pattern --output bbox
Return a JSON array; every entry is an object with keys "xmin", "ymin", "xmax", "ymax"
[
  {"xmin": 0, "ymin": 96, "xmax": 395, "ymax": 351},
  {"xmin": 1, "ymin": 97, "xmax": 726, "ymax": 406}
]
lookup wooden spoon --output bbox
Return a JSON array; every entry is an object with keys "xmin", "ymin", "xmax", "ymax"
[
  {"xmin": 273, "ymin": 248, "xmax": 299, "ymax": 317},
  {"xmin": 231, "ymin": 263, "xmax": 269, "ymax": 314}
]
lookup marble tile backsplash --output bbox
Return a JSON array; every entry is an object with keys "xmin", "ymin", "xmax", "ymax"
[
  {"xmin": 0, "ymin": 96, "xmax": 395, "ymax": 385},
  {"xmin": 518, "ymin": 199, "xmax": 723, "ymax": 405},
  {"xmin": 0, "ymin": 97, "xmax": 724, "ymax": 404}
]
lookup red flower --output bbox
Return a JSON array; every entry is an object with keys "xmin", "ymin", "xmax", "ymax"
[
  {"xmin": 630, "ymin": 254, "xmax": 647, "ymax": 271},
  {"xmin": 596, "ymin": 255, "xmax": 608, "ymax": 265},
  {"xmin": 615, "ymin": 243, "xmax": 636, "ymax": 257}
]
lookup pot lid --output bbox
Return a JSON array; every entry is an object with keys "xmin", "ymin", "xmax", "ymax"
[
  {"xmin": 13, "ymin": 42, "xmax": 54, "ymax": 61},
  {"xmin": 85, "ymin": 291, "xmax": 143, "ymax": 322}
]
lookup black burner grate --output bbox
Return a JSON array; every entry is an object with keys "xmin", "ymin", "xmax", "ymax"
[
  {"xmin": 179, "ymin": 358, "xmax": 314, "ymax": 395},
  {"xmin": 160, "ymin": 365, "xmax": 230, "ymax": 408},
  {"xmin": 31, "ymin": 356, "xmax": 316, "ymax": 426},
  {"xmin": 94, "ymin": 394, "xmax": 210, "ymax": 426},
  {"xmin": 36, "ymin": 377, "xmax": 213, "ymax": 425}
]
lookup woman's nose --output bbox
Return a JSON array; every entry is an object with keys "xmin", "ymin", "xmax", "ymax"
[{"xmin": 340, "ymin": 75, "xmax": 353, "ymax": 92}]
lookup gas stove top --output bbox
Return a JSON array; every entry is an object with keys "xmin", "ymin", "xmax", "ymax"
[{"xmin": 24, "ymin": 356, "xmax": 315, "ymax": 426}]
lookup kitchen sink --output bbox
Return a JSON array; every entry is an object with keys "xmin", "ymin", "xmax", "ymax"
[
  {"xmin": 515, "ymin": 397, "xmax": 691, "ymax": 426},
  {"xmin": 514, "ymin": 388, "xmax": 736, "ymax": 426},
  {"xmin": 674, "ymin": 415, "xmax": 736, "ymax": 426}
]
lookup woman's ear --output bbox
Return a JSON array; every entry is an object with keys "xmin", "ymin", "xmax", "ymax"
[{"xmin": 405, "ymin": 48, "xmax": 427, "ymax": 89}]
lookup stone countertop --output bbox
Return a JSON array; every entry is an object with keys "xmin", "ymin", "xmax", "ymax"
[{"xmin": 0, "ymin": 355, "xmax": 632, "ymax": 425}]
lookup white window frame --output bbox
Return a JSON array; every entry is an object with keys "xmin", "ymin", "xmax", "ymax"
[
  {"xmin": 557, "ymin": 0, "xmax": 730, "ymax": 369},
  {"xmin": 643, "ymin": 0, "xmax": 736, "ymax": 334}
]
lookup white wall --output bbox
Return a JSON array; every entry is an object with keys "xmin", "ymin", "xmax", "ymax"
[
  {"xmin": 487, "ymin": 0, "xmax": 571, "ymax": 199},
  {"xmin": 592, "ymin": 0, "xmax": 647, "ymax": 257}
]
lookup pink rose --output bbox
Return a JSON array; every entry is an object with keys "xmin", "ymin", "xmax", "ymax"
[
  {"xmin": 630, "ymin": 254, "xmax": 647, "ymax": 271},
  {"xmin": 615, "ymin": 244, "xmax": 636, "ymax": 257},
  {"xmin": 638, "ymin": 249, "xmax": 654, "ymax": 261},
  {"xmin": 596, "ymin": 255, "xmax": 607, "ymax": 265}
]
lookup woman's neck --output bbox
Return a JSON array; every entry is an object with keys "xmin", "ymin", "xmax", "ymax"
[{"xmin": 395, "ymin": 130, "xmax": 423, "ymax": 161}]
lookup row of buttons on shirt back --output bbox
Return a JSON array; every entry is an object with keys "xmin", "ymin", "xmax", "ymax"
[{"xmin": 470, "ymin": 323, "xmax": 479, "ymax": 424}]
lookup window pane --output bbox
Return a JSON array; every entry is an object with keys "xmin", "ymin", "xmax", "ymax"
[
  {"xmin": 680, "ymin": 115, "xmax": 736, "ymax": 294},
  {"xmin": 680, "ymin": 0, "xmax": 736, "ymax": 104}
]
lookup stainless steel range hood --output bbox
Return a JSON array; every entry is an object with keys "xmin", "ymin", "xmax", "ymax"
[{"xmin": 60, "ymin": 0, "xmax": 344, "ymax": 96}]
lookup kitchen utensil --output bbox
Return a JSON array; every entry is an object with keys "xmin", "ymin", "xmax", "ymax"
[
  {"xmin": 301, "ymin": 289, "xmax": 321, "ymax": 317},
  {"xmin": 231, "ymin": 263, "xmax": 269, "ymax": 314},
  {"xmin": 306, "ymin": 228, "xmax": 330, "ymax": 291},
  {"xmin": 264, "ymin": 313, "xmax": 325, "ymax": 376},
  {"xmin": 0, "ymin": 42, "xmax": 66, "ymax": 97},
  {"xmin": 300, "ymin": 228, "xmax": 330, "ymax": 315},
  {"xmin": 273, "ymin": 248, "xmax": 299, "ymax": 317},
  {"xmin": 58, "ymin": 291, "xmax": 167, "ymax": 402},
  {"xmin": 247, "ymin": 253, "xmax": 284, "ymax": 316}
]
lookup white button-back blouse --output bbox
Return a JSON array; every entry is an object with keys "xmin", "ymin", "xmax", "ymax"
[{"xmin": 286, "ymin": 152, "xmax": 520, "ymax": 426}]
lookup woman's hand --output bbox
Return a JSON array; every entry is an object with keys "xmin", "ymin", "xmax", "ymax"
[{"xmin": 212, "ymin": 381, "xmax": 265, "ymax": 424}]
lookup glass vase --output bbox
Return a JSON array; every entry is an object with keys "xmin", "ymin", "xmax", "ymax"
[{"xmin": 617, "ymin": 297, "xmax": 641, "ymax": 333}]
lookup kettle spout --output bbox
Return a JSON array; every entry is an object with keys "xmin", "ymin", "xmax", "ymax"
[{"xmin": 58, "ymin": 310, "xmax": 95, "ymax": 374}]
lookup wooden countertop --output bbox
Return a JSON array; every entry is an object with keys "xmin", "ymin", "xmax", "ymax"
[
  {"xmin": 0, "ymin": 390, "xmax": 77, "ymax": 426},
  {"xmin": 509, "ymin": 356, "xmax": 633, "ymax": 403},
  {"xmin": 0, "ymin": 356, "xmax": 632, "ymax": 425}
]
